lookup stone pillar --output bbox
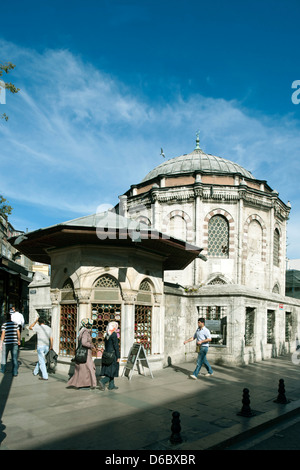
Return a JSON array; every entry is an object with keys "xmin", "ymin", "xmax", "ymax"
[
  {"xmin": 50, "ymin": 289, "xmax": 60, "ymax": 354},
  {"xmin": 75, "ymin": 289, "xmax": 92, "ymax": 329},
  {"xmin": 237, "ymin": 195, "xmax": 244, "ymax": 285},
  {"xmin": 194, "ymin": 190, "xmax": 201, "ymax": 285},
  {"xmin": 152, "ymin": 295, "xmax": 164, "ymax": 355},
  {"xmin": 268, "ymin": 205, "xmax": 275, "ymax": 291},
  {"xmin": 121, "ymin": 292, "xmax": 136, "ymax": 358}
]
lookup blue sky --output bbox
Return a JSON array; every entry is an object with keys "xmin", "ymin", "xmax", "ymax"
[{"xmin": 1, "ymin": 0, "xmax": 300, "ymax": 258}]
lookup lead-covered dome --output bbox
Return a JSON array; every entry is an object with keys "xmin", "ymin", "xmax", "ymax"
[{"xmin": 141, "ymin": 142, "xmax": 254, "ymax": 183}]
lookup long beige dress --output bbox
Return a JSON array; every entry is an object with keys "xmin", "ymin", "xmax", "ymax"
[{"xmin": 67, "ymin": 328, "xmax": 97, "ymax": 388}]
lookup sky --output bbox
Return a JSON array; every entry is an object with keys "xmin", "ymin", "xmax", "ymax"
[{"xmin": 1, "ymin": 0, "xmax": 300, "ymax": 259}]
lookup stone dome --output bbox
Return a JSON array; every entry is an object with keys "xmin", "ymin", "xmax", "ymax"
[{"xmin": 141, "ymin": 143, "xmax": 254, "ymax": 183}]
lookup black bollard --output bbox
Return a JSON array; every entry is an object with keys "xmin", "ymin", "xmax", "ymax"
[
  {"xmin": 170, "ymin": 411, "xmax": 183, "ymax": 445},
  {"xmin": 274, "ymin": 378, "xmax": 290, "ymax": 404},
  {"xmin": 237, "ymin": 388, "xmax": 255, "ymax": 417}
]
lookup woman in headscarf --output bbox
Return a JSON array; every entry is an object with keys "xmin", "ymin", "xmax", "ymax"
[
  {"xmin": 99, "ymin": 321, "xmax": 120, "ymax": 391},
  {"xmin": 67, "ymin": 318, "xmax": 97, "ymax": 390}
]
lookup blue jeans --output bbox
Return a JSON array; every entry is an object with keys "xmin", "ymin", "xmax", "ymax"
[
  {"xmin": 1, "ymin": 343, "xmax": 19, "ymax": 376},
  {"xmin": 34, "ymin": 345, "xmax": 49, "ymax": 379},
  {"xmin": 193, "ymin": 347, "xmax": 213, "ymax": 377}
]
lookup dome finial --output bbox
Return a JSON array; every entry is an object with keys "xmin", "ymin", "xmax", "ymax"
[{"xmin": 195, "ymin": 131, "xmax": 201, "ymax": 150}]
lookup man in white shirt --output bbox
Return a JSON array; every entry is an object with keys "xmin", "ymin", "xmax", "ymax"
[
  {"xmin": 10, "ymin": 306, "xmax": 25, "ymax": 332},
  {"xmin": 184, "ymin": 317, "xmax": 214, "ymax": 379},
  {"xmin": 29, "ymin": 316, "xmax": 53, "ymax": 381}
]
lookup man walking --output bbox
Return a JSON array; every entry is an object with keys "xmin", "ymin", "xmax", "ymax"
[
  {"xmin": 0, "ymin": 312, "xmax": 21, "ymax": 376},
  {"xmin": 29, "ymin": 316, "xmax": 53, "ymax": 381},
  {"xmin": 184, "ymin": 317, "xmax": 213, "ymax": 378},
  {"xmin": 10, "ymin": 306, "xmax": 25, "ymax": 332}
]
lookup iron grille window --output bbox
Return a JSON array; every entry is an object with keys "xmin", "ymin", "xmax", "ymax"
[
  {"xmin": 245, "ymin": 307, "xmax": 255, "ymax": 346},
  {"xmin": 273, "ymin": 229, "xmax": 280, "ymax": 267},
  {"xmin": 197, "ymin": 306, "xmax": 227, "ymax": 345},
  {"xmin": 207, "ymin": 276, "xmax": 226, "ymax": 285},
  {"xmin": 135, "ymin": 305, "xmax": 152, "ymax": 355},
  {"xmin": 95, "ymin": 275, "xmax": 119, "ymax": 288},
  {"xmin": 91, "ymin": 304, "xmax": 121, "ymax": 357},
  {"xmin": 61, "ymin": 278, "xmax": 76, "ymax": 301},
  {"xmin": 285, "ymin": 312, "xmax": 292, "ymax": 342},
  {"xmin": 208, "ymin": 215, "xmax": 229, "ymax": 258},
  {"xmin": 59, "ymin": 304, "xmax": 77, "ymax": 357},
  {"xmin": 267, "ymin": 310, "xmax": 275, "ymax": 344},
  {"xmin": 139, "ymin": 280, "xmax": 151, "ymax": 291}
]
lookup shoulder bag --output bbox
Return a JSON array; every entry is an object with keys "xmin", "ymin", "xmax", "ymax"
[
  {"xmin": 75, "ymin": 339, "xmax": 88, "ymax": 364},
  {"xmin": 102, "ymin": 350, "xmax": 115, "ymax": 366}
]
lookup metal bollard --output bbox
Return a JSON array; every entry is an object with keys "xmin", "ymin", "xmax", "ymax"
[
  {"xmin": 274, "ymin": 378, "xmax": 290, "ymax": 404},
  {"xmin": 237, "ymin": 388, "xmax": 256, "ymax": 417},
  {"xmin": 170, "ymin": 411, "xmax": 183, "ymax": 445}
]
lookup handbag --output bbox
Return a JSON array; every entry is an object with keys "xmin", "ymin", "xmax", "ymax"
[
  {"xmin": 74, "ymin": 339, "xmax": 88, "ymax": 364},
  {"xmin": 46, "ymin": 349, "xmax": 58, "ymax": 371},
  {"xmin": 102, "ymin": 350, "xmax": 115, "ymax": 366}
]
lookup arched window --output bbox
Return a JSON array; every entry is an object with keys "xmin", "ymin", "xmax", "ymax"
[
  {"xmin": 61, "ymin": 278, "xmax": 75, "ymax": 301},
  {"xmin": 135, "ymin": 279, "xmax": 153, "ymax": 355},
  {"xmin": 208, "ymin": 215, "xmax": 229, "ymax": 258},
  {"xmin": 93, "ymin": 274, "xmax": 121, "ymax": 301},
  {"xmin": 91, "ymin": 274, "xmax": 121, "ymax": 357},
  {"xmin": 207, "ymin": 276, "xmax": 227, "ymax": 285},
  {"xmin": 94, "ymin": 275, "xmax": 119, "ymax": 289},
  {"xmin": 273, "ymin": 229, "xmax": 280, "ymax": 267},
  {"xmin": 60, "ymin": 278, "xmax": 77, "ymax": 357}
]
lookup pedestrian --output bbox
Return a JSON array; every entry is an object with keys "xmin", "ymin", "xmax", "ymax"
[
  {"xmin": 99, "ymin": 321, "xmax": 120, "ymax": 391},
  {"xmin": 0, "ymin": 312, "xmax": 21, "ymax": 376},
  {"xmin": 67, "ymin": 318, "xmax": 97, "ymax": 390},
  {"xmin": 184, "ymin": 317, "xmax": 213, "ymax": 378},
  {"xmin": 10, "ymin": 306, "xmax": 25, "ymax": 332},
  {"xmin": 29, "ymin": 315, "xmax": 53, "ymax": 381}
]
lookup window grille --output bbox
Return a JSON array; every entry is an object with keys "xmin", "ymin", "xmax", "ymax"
[
  {"xmin": 207, "ymin": 276, "xmax": 226, "ymax": 285},
  {"xmin": 94, "ymin": 275, "xmax": 121, "ymax": 301},
  {"xmin": 273, "ymin": 229, "xmax": 280, "ymax": 267},
  {"xmin": 135, "ymin": 305, "xmax": 152, "ymax": 355},
  {"xmin": 267, "ymin": 310, "xmax": 275, "ymax": 344},
  {"xmin": 62, "ymin": 279, "xmax": 73, "ymax": 290},
  {"xmin": 139, "ymin": 280, "xmax": 151, "ymax": 291},
  {"xmin": 95, "ymin": 275, "xmax": 119, "ymax": 288},
  {"xmin": 197, "ymin": 306, "xmax": 227, "ymax": 345},
  {"xmin": 91, "ymin": 304, "xmax": 121, "ymax": 357},
  {"xmin": 61, "ymin": 278, "xmax": 75, "ymax": 301},
  {"xmin": 245, "ymin": 307, "xmax": 255, "ymax": 346},
  {"xmin": 208, "ymin": 215, "xmax": 229, "ymax": 258},
  {"xmin": 59, "ymin": 304, "xmax": 77, "ymax": 357},
  {"xmin": 285, "ymin": 312, "xmax": 292, "ymax": 342}
]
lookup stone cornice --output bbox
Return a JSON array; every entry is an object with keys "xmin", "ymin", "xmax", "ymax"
[{"xmin": 126, "ymin": 183, "xmax": 290, "ymax": 220}]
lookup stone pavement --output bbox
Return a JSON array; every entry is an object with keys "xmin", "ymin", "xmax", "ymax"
[{"xmin": 0, "ymin": 345, "xmax": 300, "ymax": 451}]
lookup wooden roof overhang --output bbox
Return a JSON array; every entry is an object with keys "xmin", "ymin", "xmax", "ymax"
[{"xmin": 10, "ymin": 224, "xmax": 203, "ymax": 272}]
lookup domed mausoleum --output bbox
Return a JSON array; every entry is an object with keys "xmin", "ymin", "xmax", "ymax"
[{"xmin": 117, "ymin": 136, "xmax": 300, "ymax": 365}]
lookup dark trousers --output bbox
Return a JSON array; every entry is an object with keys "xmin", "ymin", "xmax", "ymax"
[
  {"xmin": 1, "ymin": 343, "xmax": 19, "ymax": 376},
  {"xmin": 100, "ymin": 376, "xmax": 116, "ymax": 389}
]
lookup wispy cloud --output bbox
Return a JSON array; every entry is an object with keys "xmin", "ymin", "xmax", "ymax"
[{"xmin": 1, "ymin": 39, "xmax": 300, "ymax": 257}]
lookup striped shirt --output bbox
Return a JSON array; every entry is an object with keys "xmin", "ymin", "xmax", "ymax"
[{"xmin": 1, "ymin": 321, "xmax": 19, "ymax": 344}]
